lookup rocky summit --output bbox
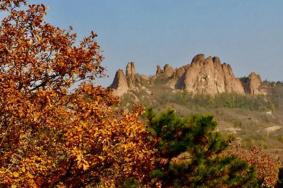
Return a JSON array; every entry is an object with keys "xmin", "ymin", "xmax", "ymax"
[{"xmin": 110, "ymin": 54, "xmax": 266, "ymax": 96}]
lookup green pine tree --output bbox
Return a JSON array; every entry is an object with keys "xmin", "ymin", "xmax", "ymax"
[{"xmin": 145, "ymin": 108, "xmax": 260, "ymax": 188}]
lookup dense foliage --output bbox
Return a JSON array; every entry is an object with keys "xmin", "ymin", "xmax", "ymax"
[
  {"xmin": 223, "ymin": 145, "xmax": 280, "ymax": 187},
  {"xmin": 145, "ymin": 109, "xmax": 261, "ymax": 187},
  {"xmin": 0, "ymin": 1, "xmax": 155, "ymax": 187}
]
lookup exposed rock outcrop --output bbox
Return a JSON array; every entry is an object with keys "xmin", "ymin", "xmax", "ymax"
[
  {"xmin": 175, "ymin": 67, "xmax": 186, "ymax": 89},
  {"xmin": 126, "ymin": 62, "xmax": 136, "ymax": 87},
  {"xmin": 156, "ymin": 65, "xmax": 162, "ymax": 75},
  {"xmin": 126, "ymin": 62, "xmax": 136, "ymax": 80},
  {"xmin": 182, "ymin": 55, "xmax": 245, "ymax": 95},
  {"xmin": 163, "ymin": 64, "xmax": 174, "ymax": 78},
  {"xmin": 175, "ymin": 67, "xmax": 186, "ymax": 78},
  {"xmin": 110, "ymin": 69, "xmax": 128, "ymax": 96},
  {"xmin": 110, "ymin": 54, "xmax": 265, "ymax": 96},
  {"xmin": 242, "ymin": 72, "xmax": 264, "ymax": 95},
  {"xmin": 110, "ymin": 62, "xmax": 151, "ymax": 96}
]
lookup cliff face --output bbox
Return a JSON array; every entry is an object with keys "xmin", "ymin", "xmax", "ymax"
[
  {"xmin": 182, "ymin": 54, "xmax": 245, "ymax": 95},
  {"xmin": 110, "ymin": 54, "xmax": 265, "ymax": 96}
]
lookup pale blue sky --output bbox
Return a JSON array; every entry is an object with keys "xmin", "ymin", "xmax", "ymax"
[{"xmin": 31, "ymin": 0, "xmax": 283, "ymax": 85}]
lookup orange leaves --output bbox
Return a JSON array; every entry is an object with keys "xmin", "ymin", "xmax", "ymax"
[
  {"xmin": 0, "ymin": 0, "xmax": 102, "ymax": 94},
  {"xmin": 0, "ymin": 154, "xmax": 54, "ymax": 187},
  {"xmin": 0, "ymin": 0, "xmax": 26, "ymax": 11},
  {"xmin": 0, "ymin": 0, "xmax": 156, "ymax": 186},
  {"xmin": 71, "ymin": 148, "xmax": 90, "ymax": 171},
  {"xmin": 60, "ymin": 85, "xmax": 156, "ymax": 184},
  {"xmin": 223, "ymin": 145, "xmax": 280, "ymax": 187},
  {"xmin": 1, "ymin": 80, "xmax": 155, "ymax": 186}
]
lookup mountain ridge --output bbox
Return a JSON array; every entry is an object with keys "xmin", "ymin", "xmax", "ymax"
[{"xmin": 110, "ymin": 54, "xmax": 266, "ymax": 96}]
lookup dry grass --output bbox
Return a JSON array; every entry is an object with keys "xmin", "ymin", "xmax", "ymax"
[{"xmin": 119, "ymin": 84, "xmax": 283, "ymax": 165}]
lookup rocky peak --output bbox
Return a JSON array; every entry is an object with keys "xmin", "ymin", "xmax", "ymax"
[
  {"xmin": 126, "ymin": 62, "xmax": 136, "ymax": 79},
  {"xmin": 163, "ymin": 64, "xmax": 174, "ymax": 77},
  {"xmin": 110, "ymin": 69, "xmax": 128, "ymax": 96},
  {"xmin": 110, "ymin": 54, "xmax": 265, "ymax": 96},
  {"xmin": 212, "ymin": 56, "xmax": 221, "ymax": 65},
  {"xmin": 242, "ymin": 72, "xmax": 264, "ymax": 95},
  {"xmin": 110, "ymin": 62, "xmax": 151, "ymax": 96},
  {"xmin": 182, "ymin": 54, "xmax": 245, "ymax": 95},
  {"xmin": 191, "ymin": 53, "xmax": 206, "ymax": 64},
  {"xmin": 126, "ymin": 62, "xmax": 136, "ymax": 87}
]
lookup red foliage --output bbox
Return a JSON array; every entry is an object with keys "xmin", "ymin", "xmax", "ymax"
[
  {"xmin": 0, "ymin": 1, "xmax": 155, "ymax": 187},
  {"xmin": 223, "ymin": 145, "xmax": 280, "ymax": 187}
]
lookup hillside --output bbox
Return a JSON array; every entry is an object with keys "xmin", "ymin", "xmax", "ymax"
[{"xmin": 110, "ymin": 54, "xmax": 283, "ymax": 163}]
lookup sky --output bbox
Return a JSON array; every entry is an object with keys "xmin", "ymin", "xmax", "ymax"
[{"xmin": 30, "ymin": 0, "xmax": 283, "ymax": 86}]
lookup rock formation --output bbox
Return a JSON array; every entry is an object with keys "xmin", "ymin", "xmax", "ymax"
[
  {"xmin": 126, "ymin": 62, "xmax": 136, "ymax": 80},
  {"xmin": 163, "ymin": 64, "xmax": 174, "ymax": 78},
  {"xmin": 110, "ymin": 69, "xmax": 129, "ymax": 96},
  {"xmin": 126, "ymin": 62, "xmax": 136, "ymax": 87},
  {"xmin": 242, "ymin": 72, "xmax": 264, "ymax": 95},
  {"xmin": 184, "ymin": 55, "xmax": 244, "ymax": 96},
  {"xmin": 175, "ymin": 67, "xmax": 186, "ymax": 78},
  {"xmin": 181, "ymin": 54, "xmax": 245, "ymax": 95},
  {"xmin": 110, "ymin": 54, "xmax": 265, "ymax": 96},
  {"xmin": 156, "ymin": 65, "xmax": 162, "ymax": 75},
  {"xmin": 110, "ymin": 62, "xmax": 150, "ymax": 96}
]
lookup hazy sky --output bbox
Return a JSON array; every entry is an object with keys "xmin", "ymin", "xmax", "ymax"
[{"xmin": 31, "ymin": 0, "xmax": 283, "ymax": 85}]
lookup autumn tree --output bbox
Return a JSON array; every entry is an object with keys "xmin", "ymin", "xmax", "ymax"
[
  {"xmin": 223, "ymin": 145, "xmax": 280, "ymax": 187},
  {"xmin": 0, "ymin": 0, "xmax": 155, "ymax": 187}
]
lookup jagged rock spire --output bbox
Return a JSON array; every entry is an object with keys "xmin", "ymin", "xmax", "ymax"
[
  {"xmin": 110, "ymin": 69, "xmax": 128, "ymax": 96},
  {"xmin": 109, "ymin": 54, "xmax": 265, "ymax": 96},
  {"xmin": 242, "ymin": 72, "xmax": 263, "ymax": 95},
  {"xmin": 163, "ymin": 64, "xmax": 174, "ymax": 77},
  {"xmin": 126, "ymin": 62, "xmax": 136, "ymax": 79}
]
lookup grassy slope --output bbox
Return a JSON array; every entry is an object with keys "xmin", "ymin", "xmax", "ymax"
[{"xmin": 119, "ymin": 81, "xmax": 283, "ymax": 163}]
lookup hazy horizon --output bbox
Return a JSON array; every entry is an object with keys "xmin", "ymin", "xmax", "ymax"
[{"xmin": 31, "ymin": 0, "xmax": 283, "ymax": 86}]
